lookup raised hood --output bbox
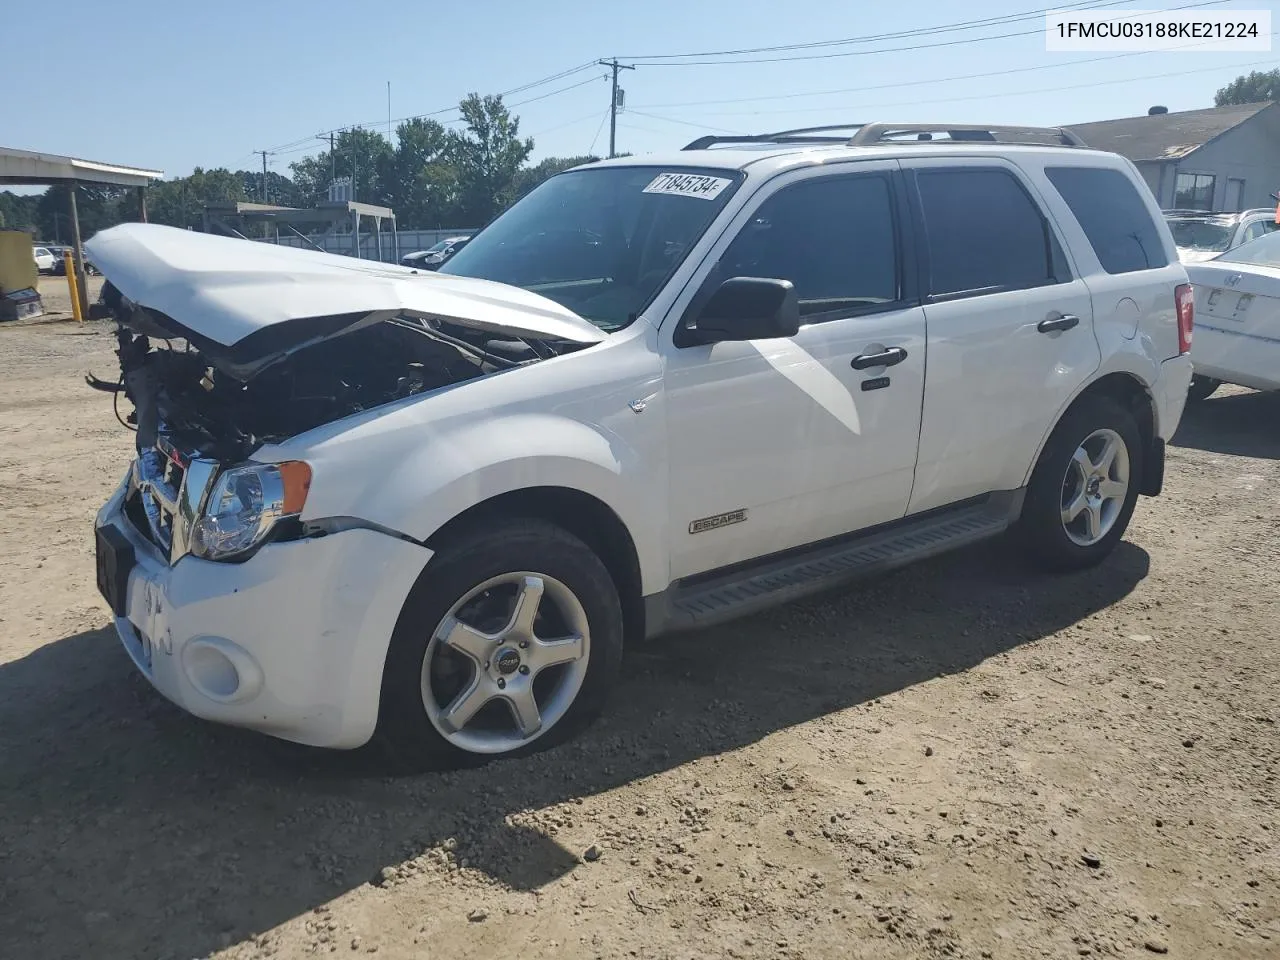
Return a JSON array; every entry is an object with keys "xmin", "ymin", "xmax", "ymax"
[{"xmin": 85, "ymin": 223, "xmax": 607, "ymax": 368}]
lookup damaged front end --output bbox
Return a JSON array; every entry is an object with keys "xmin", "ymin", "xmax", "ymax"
[
  {"xmin": 84, "ymin": 222, "xmax": 607, "ymax": 564},
  {"xmin": 89, "ymin": 289, "xmax": 578, "ymax": 564}
]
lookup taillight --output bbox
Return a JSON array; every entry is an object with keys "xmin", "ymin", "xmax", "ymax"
[{"xmin": 1175, "ymin": 283, "xmax": 1194, "ymax": 355}]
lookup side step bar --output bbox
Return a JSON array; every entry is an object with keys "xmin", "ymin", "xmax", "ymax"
[{"xmin": 646, "ymin": 490, "xmax": 1024, "ymax": 637}]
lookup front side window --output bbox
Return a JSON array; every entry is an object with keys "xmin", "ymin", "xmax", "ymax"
[
  {"xmin": 1242, "ymin": 220, "xmax": 1277, "ymax": 243},
  {"xmin": 1045, "ymin": 166, "xmax": 1170, "ymax": 273},
  {"xmin": 715, "ymin": 174, "xmax": 899, "ymax": 319},
  {"xmin": 440, "ymin": 166, "xmax": 742, "ymax": 331},
  {"xmin": 1174, "ymin": 172, "xmax": 1216, "ymax": 210},
  {"xmin": 915, "ymin": 168, "xmax": 1062, "ymax": 298}
]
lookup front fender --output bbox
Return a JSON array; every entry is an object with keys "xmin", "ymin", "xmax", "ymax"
[{"xmin": 285, "ymin": 412, "xmax": 668, "ymax": 595}]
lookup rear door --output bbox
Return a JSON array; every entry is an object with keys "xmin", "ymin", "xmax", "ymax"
[{"xmin": 900, "ymin": 159, "xmax": 1099, "ymax": 514}]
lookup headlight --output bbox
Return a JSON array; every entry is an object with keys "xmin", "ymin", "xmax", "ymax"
[{"xmin": 191, "ymin": 461, "xmax": 311, "ymax": 561}]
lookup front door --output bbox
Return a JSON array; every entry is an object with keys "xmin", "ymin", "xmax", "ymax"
[{"xmin": 660, "ymin": 163, "xmax": 927, "ymax": 581}]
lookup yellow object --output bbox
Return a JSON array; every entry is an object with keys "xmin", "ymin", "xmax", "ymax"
[
  {"xmin": 64, "ymin": 252, "xmax": 83, "ymax": 323},
  {"xmin": 0, "ymin": 230, "xmax": 39, "ymax": 294}
]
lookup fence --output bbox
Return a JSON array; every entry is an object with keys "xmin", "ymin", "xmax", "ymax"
[{"xmin": 267, "ymin": 228, "xmax": 478, "ymax": 263}]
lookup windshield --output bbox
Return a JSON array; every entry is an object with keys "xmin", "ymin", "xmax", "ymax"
[
  {"xmin": 1216, "ymin": 229, "xmax": 1280, "ymax": 268},
  {"xmin": 1166, "ymin": 218, "xmax": 1234, "ymax": 252},
  {"xmin": 439, "ymin": 165, "xmax": 742, "ymax": 331}
]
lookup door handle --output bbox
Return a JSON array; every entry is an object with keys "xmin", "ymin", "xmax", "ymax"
[
  {"xmin": 1037, "ymin": 313, "xmax": 1080, "ymax": 333},
  {"xmin": 851, "ymin": 346, "xmax": 908, "ymax": 370}
]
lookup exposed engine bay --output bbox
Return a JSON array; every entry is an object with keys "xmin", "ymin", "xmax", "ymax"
[{"xmin": 87, "ymin": 281, "xmax": 567, "ymax": 460}]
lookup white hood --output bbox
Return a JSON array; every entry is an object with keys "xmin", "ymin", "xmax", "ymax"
[{"xmin": 85, "ymin": 223, "xmax": 607, "ymax": 353}]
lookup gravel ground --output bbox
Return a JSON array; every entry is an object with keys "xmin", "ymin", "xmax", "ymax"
[{"xmin": 0, "ymin": 316, "xmax": 1276, "ymax": 960}]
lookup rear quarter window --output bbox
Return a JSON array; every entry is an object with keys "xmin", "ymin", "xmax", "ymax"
[{"xmin": 1045, "ymin": 166, "xmax": 1169, "ymax": 274}]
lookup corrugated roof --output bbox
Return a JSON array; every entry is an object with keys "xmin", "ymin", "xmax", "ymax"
[{"xmin": 1063, "ymin": 101, "xmax": 1275, "ymax": 162}]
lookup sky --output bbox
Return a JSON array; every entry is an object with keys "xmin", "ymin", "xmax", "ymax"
[{"xmin": 3, "ymin": 0, "xmax": 1277, "ymax": 186}]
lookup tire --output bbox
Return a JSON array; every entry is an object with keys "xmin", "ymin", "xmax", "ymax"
[
  {"xmin": 1017, "ymin": 393, "xmax": 1143, "ymax": 573},
  {"xmin": 1187, "ymin": 374, "xmax": 1220, "ymax": 402},
  {"xmin": 371, "ymin": 518, "xmax": 624, "ymax": 771}
]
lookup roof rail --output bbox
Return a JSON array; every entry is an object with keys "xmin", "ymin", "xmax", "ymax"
[
  {"xmin": 682, "ymin": 121, "xmax": 1086, "ymax": 151},
  {"xmin": 848, "ymin": 123, "xmax": 1085, "ymax": 147},
  {"xmin": 682, "ymin": 124, "xmax": 866, "ymax": 150}
]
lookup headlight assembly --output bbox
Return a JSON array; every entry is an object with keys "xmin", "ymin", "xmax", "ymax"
[{"xmin": 191, "ymin": 461, "xmax": 311, "ymax": 561}]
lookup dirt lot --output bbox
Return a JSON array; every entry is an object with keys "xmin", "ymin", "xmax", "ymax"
[{"xmin": 0, "ymin": 311, "xmax": 1276, "ymax": 960}]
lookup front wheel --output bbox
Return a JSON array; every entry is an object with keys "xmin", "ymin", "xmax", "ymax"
[
  {"xmin": 1187, "ymin": 374, "xmax": 1220, "ymax": 402},
  {"xmin": 1017, "ymin": 394, "xmax": 1143, "ymax": 573},
  {"xmin": 372, "ymin": 519, "xmax": 624, "ymax": 770}
]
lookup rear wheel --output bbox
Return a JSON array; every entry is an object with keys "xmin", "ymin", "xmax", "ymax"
[
  {"xmin": 373, "ymin": 519, "xmax": 624, "ymax": 770},
  {"xmin": 1187, "ymin": 374, "xmax": 1220, "ymax": 402},
  {"xmin": 1017, "ymin": 394, "xmax": 1143, "ymax": 572}
]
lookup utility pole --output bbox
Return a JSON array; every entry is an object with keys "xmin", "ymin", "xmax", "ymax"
[
  {"xmin": 598, "ymin": 58, "xmax": 634, "ymax": 159},
  {"xmin": 254, "ymin": 150, "xmax": 270, "ymax": 203}
]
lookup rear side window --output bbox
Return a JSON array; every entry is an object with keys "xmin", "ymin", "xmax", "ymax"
[
  {"xmin": 1045, "ymin": 166, "xmax": 1169, "ymax": 274},
  {"xmin": 914, "ymin": 168, "xmax": 1064, "ymax": 299}
]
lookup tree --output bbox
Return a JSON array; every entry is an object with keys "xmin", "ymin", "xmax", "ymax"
[
  {"xmin": 388, "ymin": 118, "xmax": 455, "ymax": 229},
  {"xmin": 512, "ymin": 155, "xmax": 600, "ymax": 200},
  {"xmin": 0, "ymin": 191, "xmax": 40, "ymax": 233},
  {"xmin": 238, "ymin": 170, "xmax": 303, "ymax": 207},
  {"xmin": 146, "ymin": 168, "xmax": 247, "ymax": 230},
  {"xmin": 290, "ymin": 128, "xmax": 394, "ymax": 206},
  {"xmin": 446, "ymin": 94, "xmax": 534, "ymax": 226},
  {"xmin": 36, "ymin": 184, "xmax": 124, "ymax": 243},
  {"xmin": 1214, "ymin": 69, "xmax": 1280, "ymax": 106}
]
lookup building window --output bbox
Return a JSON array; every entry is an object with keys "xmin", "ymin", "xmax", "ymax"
[{"xmin": 1174, "ymin": 173, "xmax": 1216, "ymax": 211}]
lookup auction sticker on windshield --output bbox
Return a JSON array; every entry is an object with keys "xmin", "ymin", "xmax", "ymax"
[{"xmin": 643, "ymin": 173, "xmax": 733, "ymax": 200}]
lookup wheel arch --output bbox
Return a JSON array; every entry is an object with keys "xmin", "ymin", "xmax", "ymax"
[
  {"xmin": 1023, "ymin": 371, "xmax": 1159, "ymax": 494},
  {"xmin": 423, "ymin": 486, "xmax": 647, "ymax": 645}
]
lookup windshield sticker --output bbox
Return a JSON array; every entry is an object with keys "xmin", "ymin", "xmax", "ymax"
[{"xmin": 643, "ymin": 173, "xmax": 733, "ymax": 201}]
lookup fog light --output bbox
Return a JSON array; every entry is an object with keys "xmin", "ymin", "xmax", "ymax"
[{"xmin": 182, "ymin": 637, "xmax": 264, "ymax": 704}]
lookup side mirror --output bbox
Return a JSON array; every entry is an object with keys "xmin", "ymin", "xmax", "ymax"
[{"xmin": 687, "ymin": 276, "xmax": 800, "ymax": 345}]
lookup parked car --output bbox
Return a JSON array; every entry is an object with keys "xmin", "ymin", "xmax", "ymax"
[
  {"xmin": 86, "ymin": 122, "xmax": 1193, "ymax": 768},
  {"xmin": 400, "ymin": 236, "xmax": 470, "ymax": 270},
  {"xmin": 1164, "ymin": 208, "xmax": 1278, "ymax": 264},
  {"xmin": 52, "ymin": 249, "xmax": 99, "ymax": 276},
  {"xmin": 1182, "ymin": 228, "xmax": 1280, "ymax": 400},
  {"xmin": 32, "ymin": 246, "xmax": 56, "ymax": 274}
]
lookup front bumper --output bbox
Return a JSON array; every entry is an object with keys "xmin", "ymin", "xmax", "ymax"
[{"xmin": 95, "ymin": 477, "xmax": 432, "ymax": 748}]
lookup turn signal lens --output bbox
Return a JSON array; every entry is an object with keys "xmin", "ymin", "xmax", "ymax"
[{"xmin": 278, "ymin": 460, "xmax": 312, "ymax": 514}]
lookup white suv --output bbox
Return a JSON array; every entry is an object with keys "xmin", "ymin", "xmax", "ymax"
[{"xmin": 88, "ymin": 123, "xmax": 1194, "ymax": 767}]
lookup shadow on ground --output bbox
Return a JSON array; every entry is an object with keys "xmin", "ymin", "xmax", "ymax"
[
  {"xmin": 0, "ymin": 538, "xmax": 1149, "ymax": 960},
  {"xmin": 1172, "ymin": 388, "xmax": 1280, "ymax": 460}
]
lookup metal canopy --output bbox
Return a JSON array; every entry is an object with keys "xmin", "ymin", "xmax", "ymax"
[
  {"xmin": 0, "ymin": 146, "xmax": 163, "ymax": 188},
  {"xmin": 0, "ymin": 146, "xmax": 164, "ymax": 318},
  {"xmin": 202, "ymin": 200, "xmax": 399, "ymax": 262}
]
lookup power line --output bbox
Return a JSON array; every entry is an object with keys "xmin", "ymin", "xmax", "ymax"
[
  {"xmin": 651, "ymin": 55, "xmax": 1280, "ymax": 125},
  {"xmin": 619, "ymin": 0, "xmax": 1122, "ymax": 60},
  {"xmin": 632, "ymin": 32, "xmax": 1274, "ymax": 113},
  {"xmin": 588, "ymin": 106, "xmax": 612, "ymax": 156},
  {"xmin": 626, "ymin": 110, "xmax": 742, "ymax": 134},
  {"xmin": 629, "ymin": 0, "xmax": 1229, "ymax": 66},
  {"xmin": 264, "ymin": 62, "xmax": 604, "ymax": 155}
]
